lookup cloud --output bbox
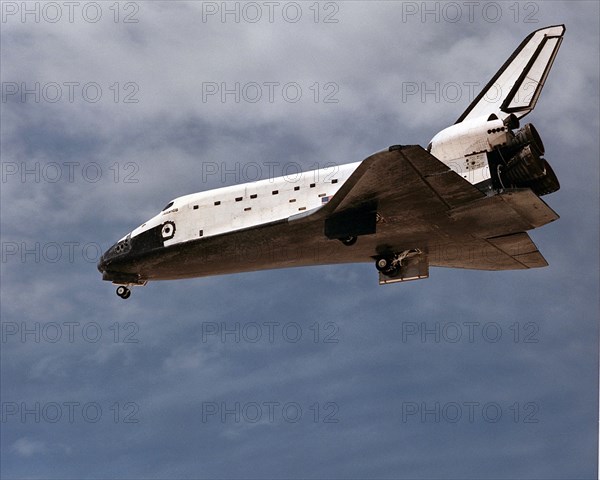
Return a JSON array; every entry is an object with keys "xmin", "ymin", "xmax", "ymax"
[{"xmin": 11, "ymin": 438, "xmax": 47, "ymax": 457}]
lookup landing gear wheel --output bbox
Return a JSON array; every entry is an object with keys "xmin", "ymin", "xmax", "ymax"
[
  {"xmin": 376, "ymin": 257, "xmax": 392, "ymax": 272},
  {"xmin": 116, "ymin": 286, "xmax": 131, "ymax": 299},
  {"xmin": 340, "ymin": 236, "xmax": 357, "ymax": 246},
  {"xmin": 375, "ymin": 256, "xmax": 401, "ymax": 277}
]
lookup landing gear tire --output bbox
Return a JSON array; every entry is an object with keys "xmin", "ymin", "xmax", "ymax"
[
  {"xmin": 375, "ymin": 257, "xmax": 400, "ymax": 277},
  {"xmin": 116, "ymin": 286, "xmax": 131, "ymax": 299},
  {"xmin": 340, "ymin": 236, "xmax": 357, "ymax": 246},
  {"xmin": 376, "ymin": 257, "xmax": 392, "ymax": 273}
]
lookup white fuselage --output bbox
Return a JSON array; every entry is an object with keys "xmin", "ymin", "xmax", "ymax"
[{"xmin": 127, "ymin": 162, "xmax": 362, "ymax": 247}]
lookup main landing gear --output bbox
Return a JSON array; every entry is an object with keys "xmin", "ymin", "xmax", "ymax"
[
  {"xmin": 375, "ymin": 249, "xmax": 423, "ymax": 278},
  {"xmin": 339, "ymin": 236, "xmax": 358, "ymax": 246},
  {"xmin": 116, "ymin": 285, "xmax": 131, "ymax": 299}
]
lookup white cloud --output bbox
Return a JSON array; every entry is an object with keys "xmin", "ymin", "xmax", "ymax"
[{"xmin": 11, "ymin": 437, "xmax": 47, "ymax": 457}]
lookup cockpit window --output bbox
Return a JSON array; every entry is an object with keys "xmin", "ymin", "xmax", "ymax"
[{"xmin": 162, "ymin": 201, "xmax": 175, "ymax": 211}]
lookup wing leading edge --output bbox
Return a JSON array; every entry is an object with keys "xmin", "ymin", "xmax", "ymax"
[{"xmin": 300, "ymin": 145, "xmax": 486, "ymax": 221}]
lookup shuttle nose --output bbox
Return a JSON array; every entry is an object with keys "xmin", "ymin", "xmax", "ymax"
[
  {"xmin": 97, "ymin": 254, "xmax": 107, "ymax": 274},
  {"xmin": 97, "ymin": 236, "xmax": 146, "ymax": 285},
  {"xmin": 97, "ymin": 237, "xmax": 132, "ymax": 279}
]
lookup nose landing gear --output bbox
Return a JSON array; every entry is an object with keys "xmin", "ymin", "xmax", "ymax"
[{"xmin": 116, "ymin": 286, "xmax": 131, "ymax": 299}]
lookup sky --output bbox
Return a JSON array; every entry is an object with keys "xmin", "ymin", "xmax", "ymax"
[{"xmin": 0, "ymin": 1, "xmax": 598, "ymax": 479}]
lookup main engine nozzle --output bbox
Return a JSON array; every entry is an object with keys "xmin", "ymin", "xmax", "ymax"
[
  {"xmin": 505, "ymin": 123, "xmax": 545, "ymax": 156},
  {"xmin": 498, "ymin": 123, "xmax": 559, "ymax": 196}
]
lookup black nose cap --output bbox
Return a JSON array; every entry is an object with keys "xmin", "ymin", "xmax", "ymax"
[{"xmin": 97, "ymin": 254, "xmax": 107, "ymax": 273}]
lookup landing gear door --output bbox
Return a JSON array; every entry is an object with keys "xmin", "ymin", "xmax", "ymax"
[{"xmin": 378, "ymin": 255, "xmax": 429, "ymax": 285}]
